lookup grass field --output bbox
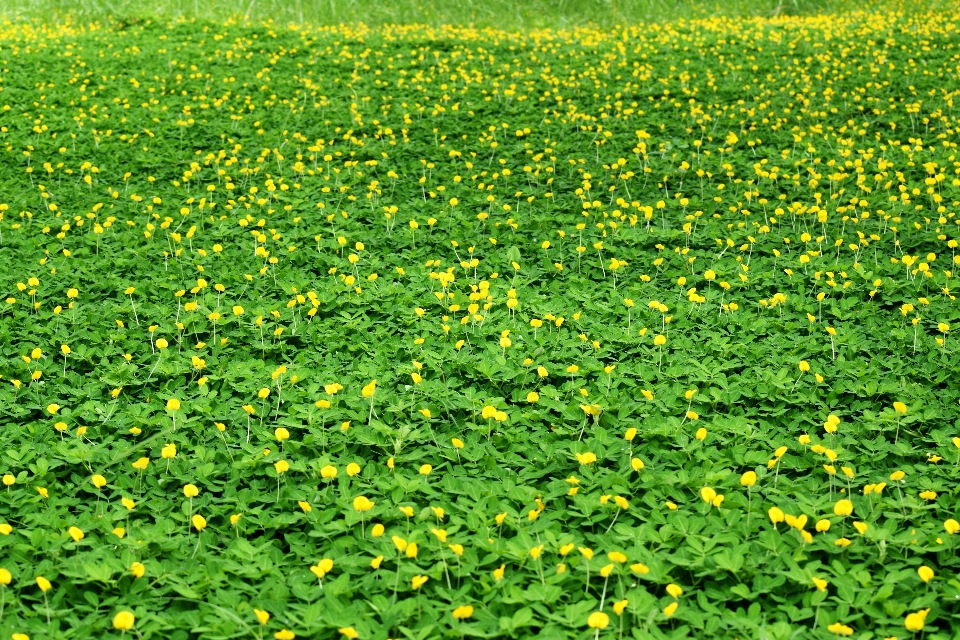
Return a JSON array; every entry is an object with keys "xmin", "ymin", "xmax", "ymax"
[
  {"xmin": 0, "ymin": 0, "xmax": 920, "ymax": 27},
  {"xmin": 0, "ymin": 3, "xmax": 958, "ymax": 640}
]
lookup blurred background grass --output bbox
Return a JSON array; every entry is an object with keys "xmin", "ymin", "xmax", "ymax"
[{"xmin": 0, "ymin": 0, "xmax": 947, "ymax": 28}]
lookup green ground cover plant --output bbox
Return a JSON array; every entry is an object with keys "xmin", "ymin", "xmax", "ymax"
[
  {"xmin": 0, "ymin": 6, "xmax": 958, "ymax": 640},
  {"xmin": 0, "ymin": 0, "xmax": 862, "ymax": 30}
]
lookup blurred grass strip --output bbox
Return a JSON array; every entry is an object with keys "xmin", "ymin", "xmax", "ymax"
[{"xmin": 0, "ymin": 0, "xmax": 951, "ymax": 28}]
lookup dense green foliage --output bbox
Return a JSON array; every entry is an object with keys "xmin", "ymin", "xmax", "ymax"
[
  {"xmin": 0, "ymin": 8, "xmax": 958, "ymax": 640},
  {"xmin": 1, "ymin": 0, "xmax": 866, "ymax": 30}
]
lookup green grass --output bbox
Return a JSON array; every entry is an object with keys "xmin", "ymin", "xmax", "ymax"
[
  {"xmin": 0, "ymin": 5, "xmax": 957, "ymax": 640},
  {"xmin": 0, "ymin": 0, "xmax": 908, "ymax": 28}
]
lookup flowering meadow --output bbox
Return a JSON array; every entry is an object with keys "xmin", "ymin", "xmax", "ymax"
[{"xmin": 0, "ymin": 6, "xmax": 959, "ymax": 640}]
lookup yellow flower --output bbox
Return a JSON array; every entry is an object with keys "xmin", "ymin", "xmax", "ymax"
[
  {"xmin": 274, "ymin": 630, "xmax": 296, "ymax": 640},
  {"xmin": 904, "ymin": 609, "xmax": 930, "ymax": 632},
  {"xmin": 917, "ymin": 566, "xmax": 934, "ymax": 583},
  {"xmin": 587, "ymin": 612, "xmax": 609, "ymax": 629},
  {"xmin": 853, "ymin": 521, "xmax": 868, "ymax": 535},
  {"xmin": 36, "ymin": 576, "xmax": 51, "ymax": 592},
  {"xmin": 663, "ymin": 601, "xmax": 678, "ymax": 617},
  {"xmin": 113, "ymin": 611, "xmax": 135, "ymax": 631},
  {"xmin": 700, "ymin": 487, "xmax": 717, "ymax": 503},
  {"xmin": 352, "ymin": 496, "xmax": 374, "ymax": 512},
  {"xmin": 411, "ymin": 575, "xmax": 429, "ymax": 589},
  {"xmin": 575, "ymin": 452, "xmax": 597, "ymax": 465},
  {"xmin": 740, "ymin": 471, "xmax": 757, "ymax": 487},
  {"xmin": 91, "ymin": 474, "xmax": 107, "ymax": 489},
  {"xmin": 130, "ymin": 562, "xmax": 145, "ymax": 578},
  {"xmin": 827, "ymin": 622, "xmax": 854, "ymax": 636},
  {"xmin": 68, "ymin": 526, "xmax": 84, "ymax": 542},
  {"xmin": 192, "ymin": 514, "xmax": 207, "ymax": 531},
  {"xmin": 183, "ymin": 484, "xmax": 199, "ymax": 498},
  {"xmin": 310, "ymin": 558, "xmax": 334, "ymax": 580},
  {"xmin": 768, "ymin": 507, "xmax": 784, "ymax": 525},
  {"xmin": 833, "ymin": 499, "xmax": 853, "ymax": 517},
  {"xmin": 361, "ymin": 380, "xmax": 377, "ymax": 398},
  {"xmin": 338, "ymin": 628, "xmax": 359, "ymax": 639},
  {"xmin": 493, "ymin": 564, "xmax": 506, "ymax": 581},
  {"xmin": 666, "ymin": 584, "xmax": 683, "ymax": 598},
  {"xmin": 452, "ymin": 605, "xmax": 474, "ymax": 620}
]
